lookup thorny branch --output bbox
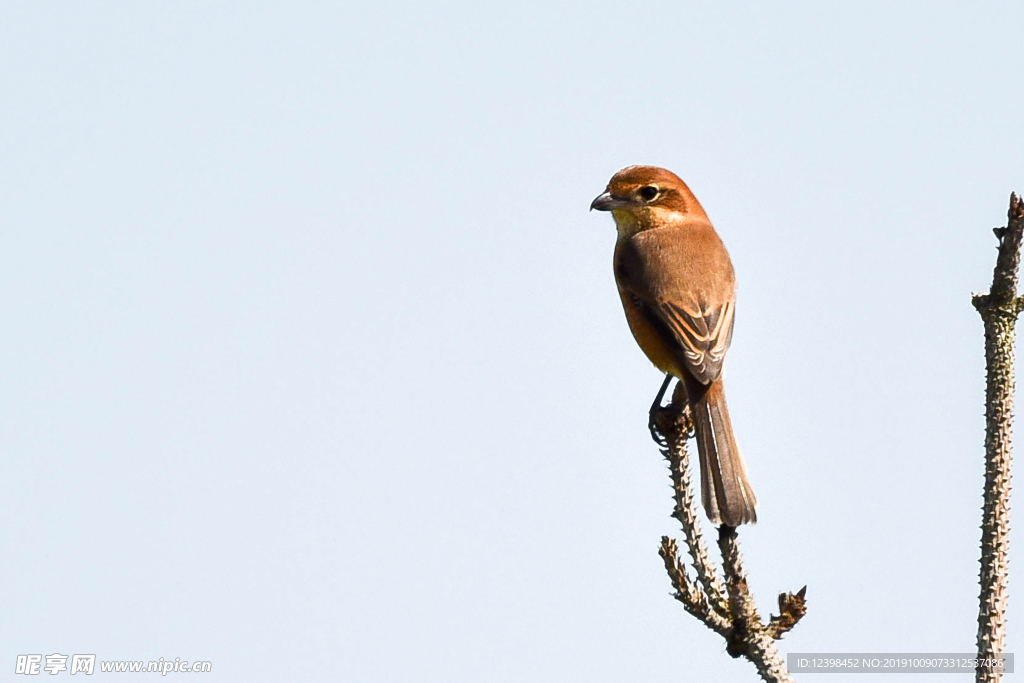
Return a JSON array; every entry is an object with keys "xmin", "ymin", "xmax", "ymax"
[
  {"xmin": 972, "ymin": 192, "xmax": 1024, "ymax": 683},
  {"xmin": 653, "ymin": 382, "xmax": 805, "ymax": 682}
]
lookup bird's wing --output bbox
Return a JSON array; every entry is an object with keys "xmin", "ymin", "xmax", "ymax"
[
  {"xmin": 616, "ymin": 227, "xmax": 735, "ymax": 385},
  {"xmin": 651, "ymin": 297, "xmax": 733, "ymax": 384},
  {"xmin": 627, "ymin": 295, "xmax": 733, "ymax": 384}
]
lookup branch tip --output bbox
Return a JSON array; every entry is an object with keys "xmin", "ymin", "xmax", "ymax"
[{"xmin": 767, "ymin": 587, "xmax": 809, "ymax": 640}]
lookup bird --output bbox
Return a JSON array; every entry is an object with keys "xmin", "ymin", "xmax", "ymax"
[{"xmin": 591, "ymin": 165, "xmax": 757, "ymax": 526}]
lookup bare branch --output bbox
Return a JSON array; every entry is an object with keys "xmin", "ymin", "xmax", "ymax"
[
  {"xmin": 659, "ymin": 536, "xmax": 730, "ymax": 636},
  {"xmin": 717, "ymin": 526, "xmax": 795, "ymax": 682},
  {"xmin": 658, "ymin": 383, "xmax": 729, "ymax": 618},
  {"xmin": 973, "ymin": 193, "xmax": 1024, "ymax": 683},
  {"xmin": 654, "ymin": 382, "xmax": 804, "ymax": 682}
]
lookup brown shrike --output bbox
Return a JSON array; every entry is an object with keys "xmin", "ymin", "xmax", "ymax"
[{"xmin": 591, "ymin": 165, "xmax": 757, "ymax": 526}]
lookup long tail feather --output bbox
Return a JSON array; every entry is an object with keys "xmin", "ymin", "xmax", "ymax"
[{"xmin": 690, "ymin": 378, "xmax": 757, "ymax": 526}]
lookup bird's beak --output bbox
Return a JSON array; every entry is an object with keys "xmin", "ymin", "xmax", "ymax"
[{"xmin": 590, "ymin": 191, "xmax": 623, "ymax": 212}]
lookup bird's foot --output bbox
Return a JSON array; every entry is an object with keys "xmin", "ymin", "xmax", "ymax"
[
  {"xmin": 649, "ymin": 402, "xmax": 693, "ymax": 448},
  {"xmin": 648, "ymin": 408, "xmax": 669, "ymax": 447}
]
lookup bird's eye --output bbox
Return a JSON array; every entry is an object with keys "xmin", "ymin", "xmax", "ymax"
[{"xmin": 639, "ymin": 186, "xmax": 659, "ymax": 201}]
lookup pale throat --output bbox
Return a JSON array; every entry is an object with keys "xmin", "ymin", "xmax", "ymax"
[
  {"xmin": 612, "ymin": 206, "xmax": 688, "ymax": 240},
  {"xmin": 611, "ymin": 209, "xmax": 641, "ymax": 239}
]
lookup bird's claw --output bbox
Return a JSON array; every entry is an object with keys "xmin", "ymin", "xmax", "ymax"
[
  {"xmin": 649, "ymin": 402, "xmax": 694, "ymax": 448},
  {"xmin": 648, "ymin": 405, "xmax": 673, "ymax": 447},
  {"xmin": 649, "ymin": 415, "xmax": 668, "ymax": 447}
]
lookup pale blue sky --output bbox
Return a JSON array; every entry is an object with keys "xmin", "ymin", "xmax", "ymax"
[{"xmin": 2, "ymin": 2, "xmax": 1023, "ymax": 681}]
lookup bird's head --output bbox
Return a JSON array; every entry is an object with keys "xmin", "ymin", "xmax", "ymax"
[{"xmin": 590, "ymin": 165, "xmax": 708, "ymax": 237}]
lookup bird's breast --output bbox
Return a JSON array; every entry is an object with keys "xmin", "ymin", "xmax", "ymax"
[{"xmin": 616, "ymin": 286, "xmax": 684, "ymax": 378}]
